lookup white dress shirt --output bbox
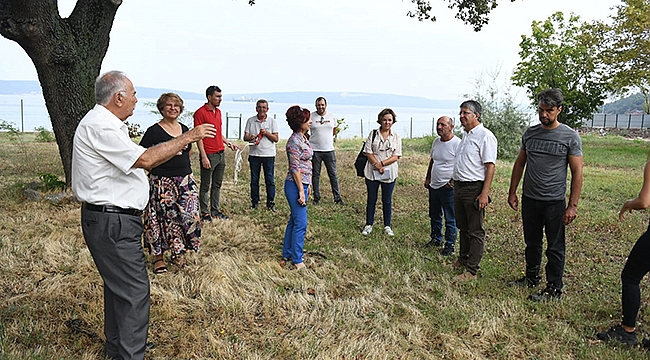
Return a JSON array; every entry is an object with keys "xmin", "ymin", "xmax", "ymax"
[{"xmin": 71, "ymin": 105, "xmax": 149, "ymax": 210}]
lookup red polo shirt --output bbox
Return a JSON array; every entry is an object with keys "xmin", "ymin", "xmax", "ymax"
[{"xmin": 193, "ymin": 103, "xmax": 224, "ymax": 154}]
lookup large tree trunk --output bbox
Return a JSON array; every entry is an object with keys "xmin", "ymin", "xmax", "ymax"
[{"xmin": 0, "ymin": 0, "xmax": 121, "ymax": 186}]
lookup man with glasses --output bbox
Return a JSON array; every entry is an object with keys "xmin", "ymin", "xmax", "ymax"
[
  {"xmin": 451, "ymin": 100, "xmax": 497, "ymax": 282},
  {"xmin": 194, "ymin": 85, "xmax": 240, "ymax": 221},
  {"xmin": 243, "ymin": 99, "xmax": 279, "ymax": 211},
  {"xmin": 72, "ymin": 71, "xmax": 216, "ymax": 359},
  {"xmin": 507, "ymin": 88, "xmax": 583, "ymax": 301},
  {"xmin": 309, "ymin": 96, "xmax": 344, "ymax": 205}
]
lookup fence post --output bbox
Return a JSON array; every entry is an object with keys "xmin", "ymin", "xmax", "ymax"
[
  {"xmin": 628, "ymin": 114, "xmax": 632, "ymax": 129},
  {"xmin": 603, "ymin": 114, "xmax": 607, "ymax": 128},
  {"xmin": 360, "ymin": 119, "xmax": 364, "ymax": 138},
  {"xmin": 239, "ymin": 114, "xmax": 242, "ymax": 140},
  {"xmin": 20, "ymin": 99, "xmax": 24, "ymax": 132},
  {"xmin": 615, "ymin": 114, "xmax": 618, "ymax": 128},
  {"xmin": 432, "ymin": 117, "xmax": 435, "ymax": 136},
  {"xmin": 410, "ymin": 117, "xmax": 413, "ymax": 139},
  {"xmin": 225, "ymin": 112, "xmax": 229, "ymax": 138},
  {"xmin": 641, "ymin": 112, "xmax": 645, "ymax": 130}
]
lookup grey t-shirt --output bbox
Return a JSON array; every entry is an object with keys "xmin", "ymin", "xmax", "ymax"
[{"xmin": 521, "ymin": 123, "xmax": 582, "ymax": 201}]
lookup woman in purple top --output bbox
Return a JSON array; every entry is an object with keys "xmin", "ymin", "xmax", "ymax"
[
  {"xmin": 140, "ymin": 93, "xmax": 201, "ymax": 274},
  {"xmin": 282, "ymin": 106, "xmax": 313, "ymax": 270}
]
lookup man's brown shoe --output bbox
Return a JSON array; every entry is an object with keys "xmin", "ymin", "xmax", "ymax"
[{"xmin": 453, "ymin": 270, "xmax": 477, "ymax": 282}]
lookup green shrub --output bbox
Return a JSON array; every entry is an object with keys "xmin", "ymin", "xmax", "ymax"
[
  {"xmin": 34, "ymin": 126, "xmax": 55, "ymax": 142},
  {"xmin": 38, "ymin": 172, "xmax": 66, "ymax": 191},
  {"xmin": 466, "ymin": 70, "xmax": 530, "ymax": 160}
]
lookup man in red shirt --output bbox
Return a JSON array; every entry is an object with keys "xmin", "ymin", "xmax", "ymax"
[{"xmin": 194, "ymin": 85, "xmax": 240, "ymax": 221}]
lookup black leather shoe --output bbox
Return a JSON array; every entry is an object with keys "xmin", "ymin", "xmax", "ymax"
[
  {"xmin": 528, "ymin": 286, "xmax": 561, "ymax": 301},
  {"xmin": 508, "ymin": 276, "xmax": 541, "ymax": 288},
  {"xmin": 440, "ymin": 246, "xmax": 454, "ymax": 256}
]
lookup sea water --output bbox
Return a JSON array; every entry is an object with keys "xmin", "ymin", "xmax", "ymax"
[{"xmin": 0, "ymin": 93, "xmax": 459, "ymax": 139}]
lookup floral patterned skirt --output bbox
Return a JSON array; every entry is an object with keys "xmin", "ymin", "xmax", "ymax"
[{"xmin": 143, "ymin": 173, "xmax": 201, "ymax": 256}]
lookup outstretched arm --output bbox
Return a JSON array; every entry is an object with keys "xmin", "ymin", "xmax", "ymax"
[{"xmin": 620, "ymin": 160, "xmax": 650, "ymax": 222}]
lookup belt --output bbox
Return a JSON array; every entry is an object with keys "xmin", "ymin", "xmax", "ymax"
[
  {"xmin": 454, "ymin": 180, "xmax": 483, "ymax": 187},
  {"xmin": 82, "ymin": 202, "xmax": 143, "ymax": 216}
]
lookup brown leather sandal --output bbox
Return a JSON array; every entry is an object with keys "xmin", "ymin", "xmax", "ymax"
[{"xmin": 153, "ymin": 259, "xmax": 167, "ymax": 274}]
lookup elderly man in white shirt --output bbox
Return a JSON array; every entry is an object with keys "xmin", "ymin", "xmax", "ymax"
[
  {"xmin": 450, "ymin": 100, "xmax": 497, "ymax": 282},
  {"xmin": 71, "ymin": 71, "xmax": 215, "ymax": 360}
]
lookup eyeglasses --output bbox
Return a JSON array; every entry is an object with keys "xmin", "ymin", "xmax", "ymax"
[{"xmin": 459, "ymin": 110, "xmax": 474, "ymax": 116}]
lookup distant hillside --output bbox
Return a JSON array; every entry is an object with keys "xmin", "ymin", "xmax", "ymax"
[
  {"xmin": 0, "ymin": 80, "xmax": 460, "ymax": 109},
  {"xmin": 603, "ymin": 93, "xmax": 647, "ymax": 114}
]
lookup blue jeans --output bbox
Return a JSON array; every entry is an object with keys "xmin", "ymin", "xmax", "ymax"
[
  {"xmin": 365, "ymin": 179, "xmax": 395, "ymax": 227},
  {"xmin": 428, "ymin": 185, "xmax": 457, "ymax": 248},
  {"xmin": 283, "ymin": 179, "xmax": 308, "ymax": 264},
  {"xmin": 249, "ymin": 156, "xmax": 275, "ymax": 207},
  {"xmin": 521, "ymin": 196, "xmax": 566, "ymax": 290},
  {"xmin": 312, "ymin": 150, "xmax": 342, "ymax": 203}
]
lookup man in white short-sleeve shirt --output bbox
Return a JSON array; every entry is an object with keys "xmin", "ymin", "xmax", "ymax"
[
  {"xmin": 71, "ymin": 71, "xmax": 216, "ymax": 360},
  {"xmin": 451, "ymin": 100, "xmax": 497, "ymax": 282},
  {"xmin": 309, "ymin": 96, "xmax": 344, "ymax": 205},
  {"xmin": 425, "ymin": 116, "xmax": 461, "ymax": 256},
  {"xmin": 243, "ymin": 99, "xmax": 279, "ymax": 211}
]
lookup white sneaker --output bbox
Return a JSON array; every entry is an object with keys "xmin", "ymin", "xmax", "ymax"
[
  {"xmin": 361, "ymin": 225, "xmax": 373, "ymax": 235},
  {"xmin": 384, "ymin": 226, "xmax": 394, "ymax": 236}
]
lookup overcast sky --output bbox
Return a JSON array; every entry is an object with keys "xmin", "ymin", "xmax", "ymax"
[{"xmin": 0, "ymin": 0, "xmax": 616, "ymax": 101}]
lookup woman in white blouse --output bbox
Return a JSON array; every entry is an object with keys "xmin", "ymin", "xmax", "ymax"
[{"xmin": 361, "ymin": 108, "xmax": 402, "ymax": 237}]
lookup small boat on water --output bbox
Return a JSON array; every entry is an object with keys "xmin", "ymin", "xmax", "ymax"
[
  {"xmin": 233, "ymin": 96, "xmax": 255, "ymax": 102},
  {"xmin": 232, "ymin": 96, "xmax": 274, "ymax": 103}
]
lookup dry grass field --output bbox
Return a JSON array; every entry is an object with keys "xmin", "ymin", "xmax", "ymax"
[{"xmin": 1, "ymin": 132, "xmax": 650, "ymax": 359}]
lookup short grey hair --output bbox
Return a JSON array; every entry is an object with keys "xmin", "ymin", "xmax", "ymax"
[
  {"xmin": 459, "ymin": 100, "xmax": 482, "ymax": 121},
  {"xmin": 95, "ymin": 70, "xmax": 130, "ymax": 106}
]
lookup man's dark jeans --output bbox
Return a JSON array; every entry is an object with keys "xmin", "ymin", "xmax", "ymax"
[
  {"xmin": 521, "ymin": 196, "xmax": 566, "ymax": 290},
  {"xmin": 312, "ymin": 150, "xmax": 342, "ymax": 203},
  {"xmin": 249, "ymin": 156, "xmax": 275, "ymax": 207},
  {"xmin": 428, "ymin": 184, "xmax": 457, "ymax": 248}
]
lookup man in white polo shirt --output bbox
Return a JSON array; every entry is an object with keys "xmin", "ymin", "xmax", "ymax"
[
  {"xmin": 310, "ymin": 96, "xmax": 344, "ymax": 205},
  {"xmin": 243, "ymin": 99, "xmax": 279, "ymax": 211}
]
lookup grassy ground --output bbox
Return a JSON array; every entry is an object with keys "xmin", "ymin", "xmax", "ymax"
[{"xmin": 1, "ymin": 132, "xmax": 650, "ymax": 359}]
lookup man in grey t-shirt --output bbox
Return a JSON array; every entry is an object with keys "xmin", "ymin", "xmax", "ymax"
[{"xmin": 507, "ymin": 88, "xmax": 583, "ymax": 301}]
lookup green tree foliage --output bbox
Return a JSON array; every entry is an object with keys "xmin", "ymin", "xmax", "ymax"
[
  {"xmin": 248, "ymin": 0, "xmax": 518, "ymax": 31},
  {"xmin": 603, "ymin": 0, "xmax": 650, "ymax": 113},
  {"xmin": 511, "ymin": 12, "xmax": 610, "ymax": 128},
  {"xmin": 467, "ymin": 70, "xmax": 531, "ymax": 160}
]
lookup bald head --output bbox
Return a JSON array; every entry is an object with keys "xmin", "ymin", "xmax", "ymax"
[{"xmin": 436, "ymin": 116, "xmax": 454, "ymax": 141}]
